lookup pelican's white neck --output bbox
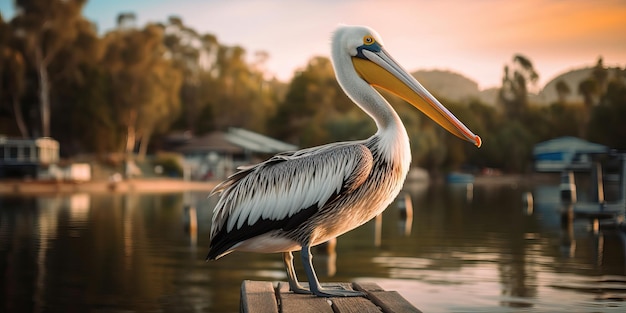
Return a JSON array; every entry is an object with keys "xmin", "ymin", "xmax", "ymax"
[
  {"xmin": 331, "ymin": 35, "xmax": 400, "ymax": 131},
  {"xmin": 331, "ymin": 30, "xmax": 411, "ymax": 169}
]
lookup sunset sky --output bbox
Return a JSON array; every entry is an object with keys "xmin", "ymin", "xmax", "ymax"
[{"xmin": 1, "ymin": 0, "xmax": 625, "ymax": 89}]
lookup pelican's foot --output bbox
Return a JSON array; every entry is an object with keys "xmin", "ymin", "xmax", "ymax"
[
  {"xmin": 289, "ymin": 284, "xmax": 312, "ymax": 294},
  {"xmin": 311, "ymin": 285, "xmax": 366, "ymax": 297}
]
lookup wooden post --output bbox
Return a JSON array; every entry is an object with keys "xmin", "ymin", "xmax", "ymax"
[
  {"xmin": 619, "ymin": 153, "xmax": 626, "ymax": 209},
  {"xmin": 397, "ymin": 193, "xmax": 413, "ymax": 220},
  {"xmin": 397, "ymin": 193, "xmax": 413, "ymax": 236},
  {"xmin": 522, "ymin": 191, "xmax": 534, "ymax": 215},
  {"xmin": 560, "ymin": 204, "xmax": 576, "ymax": 257},
  {"xmin": 590, "ymin": 161, "xmax": 604, "ymax": 204},
  {"xmin": 560, "ymin": 170, "xmax": 576, "ymax": 204},
  {"xmin": 374, "ymin": 214, "xmax": 382, "ymax": 247}
]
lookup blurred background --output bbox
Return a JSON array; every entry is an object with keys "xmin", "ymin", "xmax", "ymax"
[
  {"xmin": 0, "ymin": 0, "xmax": 625, "ymax": 312},
  {"xmin": 0, "ymin": 0, "xmax": 624, "ymax": 174}
]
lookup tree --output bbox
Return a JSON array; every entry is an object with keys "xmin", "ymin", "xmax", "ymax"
[
  {"xmin": 498, "ymin": 54, "xmax": 539, "ymax": 119},
  {"xmin": 577, "ymin": 77, "xmax": 599, "ymax": 138},
  {"xmin": 47, "ymin": 17, "xmax": 103, "ymax": 155},
  {"xmin": 588, "ymin": 67, "xmax": 626, "ymax": 149},
  {"xmin": 161, "ymin": 17, "xmax": 220, "ymax": 134},
  {"xmin": 0, "ymin": 13, "xmax": 28, "ymax": 137},
  {"xmin": 555, "ymin": 79, "xmax": 571, "ymax": 104},
  {"xmin": 535, "ymin": 102, "xmax": 585, "ymax": 139},
  {"xmin": 102, "ymin": 22, "xmax": 182, "ymax": 160},
  {"xmin": 592, "ymin": 56, "xmax": 609, "ymax": 93},
  {"xmin": 269, "ymin": 56, "xmax": 354, "ymax": 146},
  {"xmin": 11, "ymin": 0, "xmax": 89, "ymax": 137},
  {"xmin": 66, "ymin": 66, "xmax": 120, "ymax": 155},
  {"xmin": 579, "ymin": 78, "xmax": 599, "ymax": 108},
  {"xmin": 209, "ymin": 45, "xmax": 274, "ymax": 132},
  {"xmin": 162, "ymin": 17, "xmax": 276, "ymax": 135}
]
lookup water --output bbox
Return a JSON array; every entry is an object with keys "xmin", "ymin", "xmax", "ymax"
[{"xmin": 0, "ymin": 182, "xmax": 625, "ymax": 313}]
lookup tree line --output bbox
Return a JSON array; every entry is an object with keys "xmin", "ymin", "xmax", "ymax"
[{"xmin": 1, "ymin": 0, "xmax": 625, "ymax": 173}]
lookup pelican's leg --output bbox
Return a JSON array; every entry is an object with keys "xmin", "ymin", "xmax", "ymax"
[
  {"xmin": 282, "ymin": 251, "xmax": 311, "ymax": 294},
  {"xmin": 300, "ymin": 245, "xmax": 365, "ymax": 297}
]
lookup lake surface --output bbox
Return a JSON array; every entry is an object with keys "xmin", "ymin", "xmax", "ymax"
[{"xmin": 1, "ymin": 180, "xmax": 625, "ymax": 312}]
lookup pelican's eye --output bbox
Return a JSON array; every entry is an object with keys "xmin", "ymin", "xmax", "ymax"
[{"xmin": 356, "ymin": 35, "xmax": 381, "ymax": 59}]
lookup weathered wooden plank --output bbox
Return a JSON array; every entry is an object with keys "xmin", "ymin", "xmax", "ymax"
[
  {"xmin": 315, "ymin": 283, "xmax": 382, "ymax": 313},
  {"xmin": 331, "ymin": 296, "xmax": 382, "ymax": 313},
  {"xmin": 352, "ymin": 282, "xmax": 385, "ymax": 292},
  {"xmin": 277, "ymin": 282, "xmax": 334, "ymax": 313},
  {"xmin": 353, "ymin": 282, "xmax": 422, "ymax": 313},
  {"xmin": 328, "ymin": 282, "xmax": 385, "ymax": 313},
  {"xmin": 241, "ymin": 281, "xmax": 422, "ymax": 313},
  {"xmin": 240, "ymin": 280, "xmax": 278, "ymax": 313},
  {"xmin": 368, "ymin": 291, "xmax": 421, "ymax": 313}
]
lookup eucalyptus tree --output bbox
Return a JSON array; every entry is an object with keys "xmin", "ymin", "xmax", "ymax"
[
  {"xmin": 161, "ymin": 16, "xmax": 219, "ymax": 133},
  {"xmin": 555, "ymin": 79, "xmax": 571, "ymax": 104},
  {"xmin": 588, "ymin": 67, "xmax": 626, "ymax": 149},
  {"xmin": 45, "ymin": 16, "xmax": 104, "ymax": 155},
  {"xmin": 498, "ymin": 54, "xmax": 539, "ymax": 120},
  {"xmin": 592, "ymin": 57, "xmax": 609, "ymax": 93},
  {"xmin": 210, "ymin": 44, "xmax": 274, "ymax": 132},
  {"xmin": 577, "ymin": 76, "xmax": 600, "ymax": 140},
  {"xmin": 10, "ymin": 0, "xmax": 89, "ymax": 137},
  {"xmin": 269, "ymin": 56, "xmax": 354, "ymax": 147},
  {"xmin": 0, "ymin": 13, "xmax": 28, "ymax": 137},
  {"xmin": 102, "ymin": 22, "xmax": 182, "ymax": 159},
  {"xmin": 160, "ymin": 17, "xmax": 276, "ymax": 135}
]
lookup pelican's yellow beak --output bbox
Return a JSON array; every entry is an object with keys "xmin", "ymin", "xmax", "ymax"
[{"xmin": 352, "ymin": 51, "xmax": 481, "ymax": 148}]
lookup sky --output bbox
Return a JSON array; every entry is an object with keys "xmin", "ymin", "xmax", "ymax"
[{"xmin": 1, "ymin": 0, "xmax": 625, "ymax": 89}]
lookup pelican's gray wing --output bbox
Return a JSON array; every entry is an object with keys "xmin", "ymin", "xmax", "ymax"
[{"xmin": 207, "ymin": 142, "xmax": 373, "ymax": 257}]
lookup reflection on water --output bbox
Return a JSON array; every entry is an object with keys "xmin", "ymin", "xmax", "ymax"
[{"xmin": 0, "ymin": 182, "xmax": 625, "ymax": 312}]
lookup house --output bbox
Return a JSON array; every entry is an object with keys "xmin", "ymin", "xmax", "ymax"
[
  {"xmin": 169, "ymin": 128, "xmax": 297, "ymax": 180},
  {"xmin": 0, "ymin": 136, "xmax": 60, "ymax": 179},
  {"xmin": 533, "ymin": 136, "xmax": 610, "ymax": 172}
]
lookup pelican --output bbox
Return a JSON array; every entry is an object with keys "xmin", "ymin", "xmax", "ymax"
[{"xmin": 207, "ymin": 25, "xmax": 481, "ymax": 297}]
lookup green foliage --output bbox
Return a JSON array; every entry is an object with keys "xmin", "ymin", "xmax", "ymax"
[
  {"xmin": 269, "ymin": 56, "xmax": 355, "ymax": 147},
  {"xmin": 587, "ymin": 71, "xmax": 626, "ymax": 149},
  {"xmin": 499, "ymin": 54, "xmax": 539, "ymax": 120},
  {"xmin": 162, "ymin": 16, "xmax": 277, "ymax": 135},
  {"xmin": 11, "ymin": 0, "xmax": 90, "ymax": 137},
  {"xmin": 60, "ymin": 65, "xmax": 122, "ymax": 154},
  {"xmin": 555, "ymin": 80, "xmax": 572, "ymax": 103},
  {"xmin": 0, "ymin": 14, "xmax": 28, "ymax": 137},
  {"xmin": 152, "ymin": 152, "xmax": 184, "ymax": 177}
]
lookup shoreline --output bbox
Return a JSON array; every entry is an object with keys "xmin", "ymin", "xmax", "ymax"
[
  {"xmin": 0, "ymin": 178, "xmax": 218, "ymax": 195},
  {"xmin": 472, "ymin": 172, "xmax": 558, "ymax": 186},
  {"xmin": 0, "ymin": 173, "xmax": 559, "ymax": 196}
]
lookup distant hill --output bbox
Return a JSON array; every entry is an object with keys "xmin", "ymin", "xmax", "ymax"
[
  {"xmin": 411, "ymin": 65, "xmax": 614, "ymax": 106},
  {"xmin": 411, "ymin": 69, "xmax": 499, "ymax": 105},
  {"xmin": 477, "ymin": 87, "xmax": 500, "ymax": 106},
  {"xmin": 538, "ymin": 68, "xmax": 592, "ymax": 104},
  {"xmin": 412, "ymin": 70, "xmax": 479, "ymax": 100}
]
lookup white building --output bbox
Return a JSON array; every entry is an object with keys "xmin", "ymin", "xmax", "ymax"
[
  {"xmin": 533, "ymin": 137, "xmax": 610, "ymax": 172},
  {"xmin": 0, "ymin": 137, "xmax": 60, "ymax": 178}
]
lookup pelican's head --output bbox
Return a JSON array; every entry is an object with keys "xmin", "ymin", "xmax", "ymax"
[{"xmin": 332, "ymin": 25, "xmax": 481, "ymax": 148}]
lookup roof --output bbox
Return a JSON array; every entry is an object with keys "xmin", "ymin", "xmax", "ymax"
[
  {"xmin": 533, "ymin": 136, "xmax": 610, "ymax": 172},
  {"xmin": 533, "ymin": 136, "xmax": 609, "ymax": 156},
  {"xmin": 174, "ymin": 128, "xmax": 298, "ymax": 155},
  {"xmin": 225, "ymin": 127, "xmax": 298, "ymax": 154},
  {"xmin": 175, "ymin": 132, "xmax": 243, "ymax": 154}
]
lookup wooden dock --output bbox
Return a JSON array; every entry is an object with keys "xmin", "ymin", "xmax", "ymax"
[{"xmin": 240, "ymin": 280, "xmax": 422, "ymax": 313}]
